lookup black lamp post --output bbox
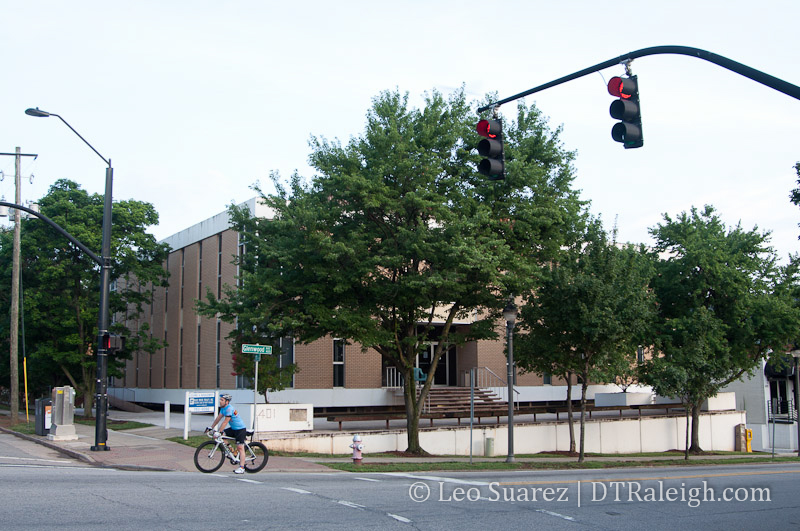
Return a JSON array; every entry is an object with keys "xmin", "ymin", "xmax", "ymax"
[
  {"xmin": 25, "ymin": 107, "xmax": 113, "ymax": 451},
  {"xmin": 503, "ymin": 300, "xmax": 518, "ymax": 463}
]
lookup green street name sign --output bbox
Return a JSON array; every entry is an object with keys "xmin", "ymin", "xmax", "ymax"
[{"xmin": 241, "ymin": 344, "xmax": 272, "ymax": 355}]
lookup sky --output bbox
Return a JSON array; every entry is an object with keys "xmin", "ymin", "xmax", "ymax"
[{"xmin": 2, "ymin": 1, "xmax": 799, "ymax": 261}]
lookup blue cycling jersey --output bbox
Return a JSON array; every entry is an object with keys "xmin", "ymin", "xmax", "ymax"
[{"xmin": 220, "ymin": 403, "xmax": 246, "ymax": 430}]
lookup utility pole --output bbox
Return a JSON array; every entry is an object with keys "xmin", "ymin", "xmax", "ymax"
[{"xmin": 1, "ymin": 148, "xmax": 37, "ymax": 424}]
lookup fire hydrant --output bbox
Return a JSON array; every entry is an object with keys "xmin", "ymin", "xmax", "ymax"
[{"xmin": 350, "ymin": 434, "xmax": 364, "ymax": 465}]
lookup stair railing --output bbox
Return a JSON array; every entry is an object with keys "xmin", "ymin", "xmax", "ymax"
[{"xmin": 467, "ymin": 366, "xmax": 520, "ymax": 410}]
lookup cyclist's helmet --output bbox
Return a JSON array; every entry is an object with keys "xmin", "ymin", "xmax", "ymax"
[{"xmin": 220, "ymin": 393, "xmax": 232, "ymax": 401}]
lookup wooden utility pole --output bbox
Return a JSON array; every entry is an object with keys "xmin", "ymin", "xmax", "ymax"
[
  {"xmin": 9, "ymin": 148, "xmax": 21, "ymax": 424},
  {"xmin": 1, "ymin": 147, "xmax": 37, "ymax": 424}
]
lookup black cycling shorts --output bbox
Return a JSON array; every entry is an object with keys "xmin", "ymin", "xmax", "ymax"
[{"xmin": 224, "ymin": 427, "xmax": 247, "ymax": 444}]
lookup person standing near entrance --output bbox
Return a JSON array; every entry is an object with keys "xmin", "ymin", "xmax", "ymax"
[{"xmin": 209, "ymin": 393, "xmax": 247, "ymax": 474}]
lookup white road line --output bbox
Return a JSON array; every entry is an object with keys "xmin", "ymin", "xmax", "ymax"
[
  {"xmin": 536, "ymin": 509, "xmax": 575, "ymax": 522},
  {"xmin": 281, "ymin": 487, "xmax": 312, "ymax": 494},
  {"xmin": 0, "ymin": 463, "xmax": 105, "ymax": 470},
  {"xmin": 337, "ymin": 500, "xmax": 366, "ymax": 509},
  {"xmin": 354, "ymin": 477, "xmax": 382, "ymax": 482},
  {"xmin": 387, "ymin": 514, "xmax": 412, "ymax": 523},
  {"xmin": 382, "ymin": 472, "xmax": 490, "ymax": 486},
  {"xmin": 236, "ymin": 478, "xmax": 261, "ymax": 484},
  {"xmin": 0, "ymin": 456, "xmax": 73, "ymax": 464}
]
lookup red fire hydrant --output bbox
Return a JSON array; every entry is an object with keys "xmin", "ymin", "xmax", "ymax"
[{"xmin": 350, "ymin": 434, "xmax": 364, "ymax": 465}]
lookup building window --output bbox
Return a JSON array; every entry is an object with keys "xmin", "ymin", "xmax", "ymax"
[
  {"xmin": 179, "ymin": 327, "xmax": 184, "ymax": 388},
  {"xmin": 216, "ymin": 319, "xmax": 221, "ymax": 388},
  {"xmin": 217, "ymin": 234, "xmax": 223, "ymax": 298},
  {"xmin": 237, "ymin": 235, "xmax": 245, "ymax": 288},
  {"xmin": 280, "ymin": 336, "xmax": 294, "ymax": 388},
  {"xmin": 197, "ymin": 323, "xmax": 202, "ymax": 388},
  {"xmin": 637, "ymin": 345, "xmax": 645, "ymax": 363},
  {"xmin": 333, "ymin": 339, "xmax": 345, "ymax": 387},
  {"xmin": 180, "ymin": 249, "xmax": 185, "ymax": 309},
  {"xmin": 163, "ymin": 329, "xmax": 168, "ymax": 387},
  {"xmin": 543, "ymin": 372, "xmax": 552, "ymax": 385},
  {"xmin": 198, "ymin": 241, "xmax": 203, "ymax": 299}
]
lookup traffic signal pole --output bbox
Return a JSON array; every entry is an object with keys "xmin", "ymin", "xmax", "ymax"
[{"xmin": 477, "ymin": 45, "xmax": 800, "ymax": 113}]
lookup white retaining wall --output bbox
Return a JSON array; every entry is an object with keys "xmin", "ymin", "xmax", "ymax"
[{"xmin": 260, "ymin": 410, "xmax": 746, "ymax": 456}]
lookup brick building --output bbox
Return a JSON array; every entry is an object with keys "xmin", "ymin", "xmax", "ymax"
[{"xmin": 110, "ymin": 198, "xmax": 616, "ymax": 409}]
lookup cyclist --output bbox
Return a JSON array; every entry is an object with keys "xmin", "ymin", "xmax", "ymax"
[{"xmin": 209, "ymin": 393, "xmax": 247, "ymax": 474}]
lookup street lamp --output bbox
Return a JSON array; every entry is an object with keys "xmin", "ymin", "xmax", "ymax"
[
  {"xmin": 25, "ymin": 107, "xmax": 113, "ymax": 452},
  {"xmin": 503, "ymin": 300, "xmax": 518, "ymax": 463}
]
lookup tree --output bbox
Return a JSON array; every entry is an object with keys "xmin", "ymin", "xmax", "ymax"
[
  {"xmin": 516, "ymin": 219, "xmax": 656, "ymax": 462},
  {"xmin": 641, "ymin": 205, "xmax": 799, "ymax": 454},
  {"xmin": 198, "ymin": 87, "xmax": 584, "ymax": 453},
  {"xmin": 0, "ymin": 180, "xmax": 170, "ymax": 416}
]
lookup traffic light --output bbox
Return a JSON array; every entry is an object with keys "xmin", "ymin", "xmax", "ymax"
[
  {"xmin": 476, "ymin": 119, "xmax": 505, "ymax": 180},
  {"xmin": 607, "ymin": 75, "xmax": 643, "ymax": 149},
  {"xmin": 101, "ymin": 333, "xmax": 125, "ymax": 353}
]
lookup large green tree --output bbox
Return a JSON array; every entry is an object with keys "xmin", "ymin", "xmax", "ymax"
[
  {"xmin": 199, "ymin": 87, "xmax": 584, "ymax": 453},
  {"xmin": 515, "ymin": 219, "xmax": 656, "ymax": 461},
  {"xmin": 641, "ymin": 205, "xmax": 799, "ymax": 453},
  {"xmin": 0, "ymin": 180, "xmax": 170, "ymax": 415}
]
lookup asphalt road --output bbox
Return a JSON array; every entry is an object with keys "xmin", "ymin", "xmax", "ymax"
[{"xmin": 3, "ymin": 434, "xmax": 800, "ymax": 529}]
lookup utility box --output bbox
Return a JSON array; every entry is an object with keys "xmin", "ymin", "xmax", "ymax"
[
  {"xmin": 35, "ymin": 398, "xmax": 52, "ymax": 436},
  {"xmin": 48, "ymin": 386, "xmax": 78, "ymax": 441},
  {"xmin": 485, "ymin": 437, "xmax": 495, "ymax": 457},
  {"xmin": 734, "ymin": 423, "xmax": 747, "ymax": 452}
]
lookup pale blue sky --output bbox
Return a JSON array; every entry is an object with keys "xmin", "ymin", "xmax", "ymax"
[{"xmin": 2, "ymin": 1, "xmax": 798, "ymax": 259}]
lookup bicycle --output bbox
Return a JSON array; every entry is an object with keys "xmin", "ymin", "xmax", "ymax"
[{"xmin": 194, "ymin": 428, "xmax": 269, "ymax": 473}]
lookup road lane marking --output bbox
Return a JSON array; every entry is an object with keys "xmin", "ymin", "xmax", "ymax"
[
  {"xmin": 497, "ymin": 468, "xmax": 800, "ymax": 487},
  {"xmin": 281, "ymin": 487, "xmax": 312, "ymax": 494},
  {"xmin": 0, "ymin": 456, "xmax": 73, "ymax": 464},
  {"xmin": 382, "ymin": 472, "xmax": 490, "ymax": 486},
  {"xmin": 388, "ymin": 513, "xmax": 412, "ymax": 523},
  {"xmin": 236, "ymin": 478, "xmax": 261, "ymax": 484},
  {"xmin": 337, "ymin": 500, "xmax": 366, "ymax": 509},
  {"xmin": 535, "ymin": 509, "xmax": 575, "ymax": 522},
  {"xmin": 354, "ymin": 477, "xmax": 381, "ymax": 482}
]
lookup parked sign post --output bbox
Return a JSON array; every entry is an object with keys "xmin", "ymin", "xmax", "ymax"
[{"xmin": 241, "ymin": 344, "xmax": 272, "ymax": 431}]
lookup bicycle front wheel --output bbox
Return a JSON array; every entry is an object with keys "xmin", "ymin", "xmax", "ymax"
[
  {"xmin": 244, "ymin": 442, "xmax": 269, "ymax": 473},
  {"xmin": 194, "ymin": 441, "xmax": 225, "ymax": 473}
]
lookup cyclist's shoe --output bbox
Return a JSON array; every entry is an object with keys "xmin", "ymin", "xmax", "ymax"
[{"xmin": 234, "ymin": 467, "xmax": 245, "ymax": 474}]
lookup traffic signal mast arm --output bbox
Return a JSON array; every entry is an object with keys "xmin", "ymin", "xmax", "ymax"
[{"xmin": 477, "ymin": 45, "xmax": 800, "ymax": 113}]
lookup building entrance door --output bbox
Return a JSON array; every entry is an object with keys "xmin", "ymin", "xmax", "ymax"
[{"xmin": 417, "ymin": 344, "xmax": 456, "ymax": 386}]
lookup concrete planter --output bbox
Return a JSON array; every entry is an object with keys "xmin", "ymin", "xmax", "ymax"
[{"xmin": 594, "ymin": 392, "xmax": 652, "ymax": 407}]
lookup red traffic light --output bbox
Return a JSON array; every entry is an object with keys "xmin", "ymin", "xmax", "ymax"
[
  {"xmin": 476, "ymin": 119, "xmax": 501, "ymax": 138},
  {"xmin": 607, "ymin": 76, "xmax": 637, "ymax": 99}
]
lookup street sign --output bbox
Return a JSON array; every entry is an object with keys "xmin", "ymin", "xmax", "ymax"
[
  {"xmin": 187, "ymin": 392, "xmax": 216, "ymax": 413},
  {"xmin": 241, "ymin": 344, "xmax": 272, "ymax": 355}
]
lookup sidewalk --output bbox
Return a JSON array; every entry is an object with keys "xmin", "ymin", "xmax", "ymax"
[{"xmin": 0, "ymin": 409, "xmax": 335, "ymax": 473}]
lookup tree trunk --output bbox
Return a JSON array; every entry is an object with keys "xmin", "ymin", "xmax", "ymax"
[
  {"xmin": 403, "ymin": 371, "xmax": 426, "ymax": 454},
  {"xmin": 684, "ymin": 405, "xmax": 690, "ymax": 460},
  {"xmin": 578, "ymin": 377, "xmax": 589, "ymax": 463},
  {"xmin": 565, "ymin": 373, "xmax": 576, "ymax": 454},
  {"xmin": 689, "ymin": 403, "xmax": 703, "ymax": 453}
]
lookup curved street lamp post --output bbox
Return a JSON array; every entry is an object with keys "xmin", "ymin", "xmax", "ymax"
[{"xmin": 25, "ymin": 108, "xmax": 113, "ymax": 451}]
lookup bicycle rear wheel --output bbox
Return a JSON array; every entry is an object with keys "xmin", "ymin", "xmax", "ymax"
[
  {"xmin": 194, "ymin": 441, "xmax": 225, "ymax": 473},
  {"xmin": 244, "ymin": 442, "xmax": 268, "ymax": 473}
]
